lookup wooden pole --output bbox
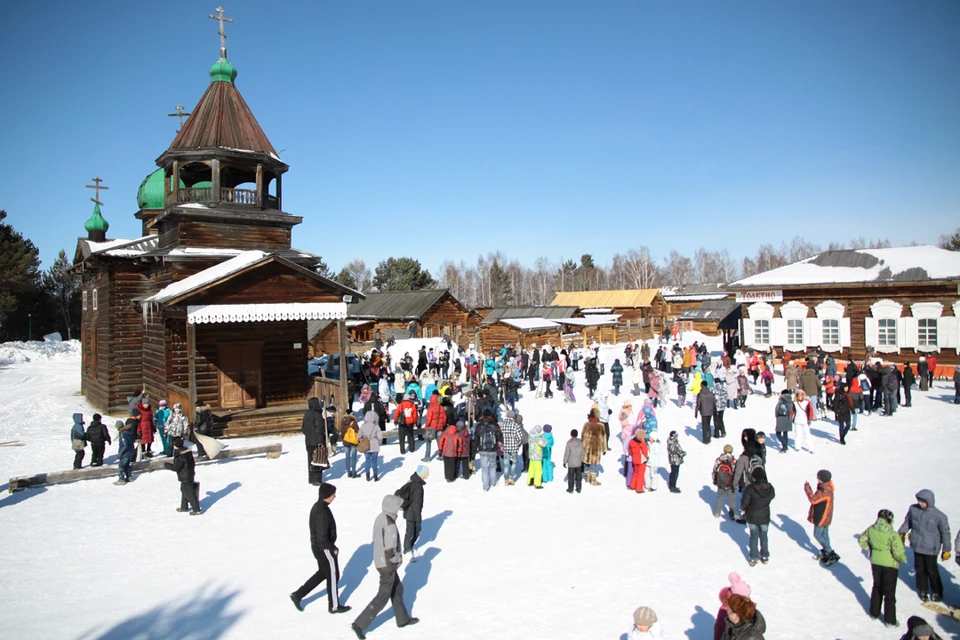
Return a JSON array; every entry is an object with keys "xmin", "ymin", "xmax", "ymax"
[
  {"xmin": 187, "ymin": 322, "xmax": 197, "ymax": 421},
  {"xmin": 337, "ymin": 319, "xmax": 348, "ymax": 428}
]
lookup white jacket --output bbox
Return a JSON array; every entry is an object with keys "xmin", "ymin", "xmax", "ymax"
[{"xmin": 628, "ymin": 621, "xmax": 665, "ymax": 640}]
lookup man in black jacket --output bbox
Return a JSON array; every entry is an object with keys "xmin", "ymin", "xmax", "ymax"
[
  {"xmin": 528, "ymin": 346, "xmax": 540, "ymax": 391},
  {"xmin": 302, "ymin": 397, "xmax": 325, "ymax": 486},
  {"xmin": 164, "ymin": 438, "xmax": 200, "ymax": 515},
  {"xmin": 291, "ymin": 483, "xmax": 351, "ymax": 614},
  {"xmin": 398, "ymin": 466, "xmax": 428, "ymax": 558},
  {"xmin": 740, "ymin": 467, "xmax": 775, "ymax": 566},
  {"xmin": 85, "ymin": 413, "xmax": 112, "ymax": 467}
]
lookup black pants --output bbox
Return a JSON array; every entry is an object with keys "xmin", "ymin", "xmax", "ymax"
[
  {"xmin": 776, "ymin": 431, "xmax": 789, "ymax": 451},
  {"xmin": 521, "ymin": 443, "xmax": 529, "ymax": 472},
  {"xmin": 567, "ymin": 467, "xmax": 583, "ymax": 492},
  {"xmin": 668, "ymin": 464, "xmax": 680, "ymax": 489},
  {"xmin": 180, "ymin": 481, "xmax": 200, "ymax": 512},
  {"xmin": 838, "ymin": 420, "xmax": 850, "ymax": 444},
  {"xmin": 714, "ymin": 410, "xmax": 726, "ymax": 437},
  {"xmin": 306, "ymin": 446, "xmax": 323, "ymax": 484},
  {"xmin": 700, "ymin": 415, "xmax": 713, "ymax": 444},
  {"xmin": 91, "ymin": 442, "xmax": 106, "ymax": 466},
  {"xmin": 73, "ymin": 448, "xmax": 85, "ymax": 469},
  {"xmin": 904, "ymin": 386, "xmax": 912, "ymax": 406},
  {"xmin": 294, "ymin": 548, "xmax": 341, "ymax": 611},
  {"xmin": 398, "ymin": 426, "xmax": 415, "ymax": 454},
  {"xmin": 353, "ymin": 568, "xmax": 411, "ymax": 631},
  {"xmin": 403, "ymin": 520, "xmax": 421, "ymax": 553},
  {"xmin": 602, "ymin": 422, "xmax": 610, "ymax": 449},
  {"xmin": 915, "ymin": 552, "xmax": 943, "ymax": 598},
  {"xmin": 443, "ymin": 456, "xmax": 458, "ymax": 482},
  {"xmin": 870, "ymin": 564, "xmax": 897, "ymax": 624}
]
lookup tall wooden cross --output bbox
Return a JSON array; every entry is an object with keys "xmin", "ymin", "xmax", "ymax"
[
  {"xmin": 168, "ymin": 103, "xmax": 191, "ymax": 131},
  {"xmin": 85, "ymin": 177, "xmax": 109, "ymax": 206},
  {"xmin": 209, "ymin": 6, "xmax": 233, "ymax": 58}
]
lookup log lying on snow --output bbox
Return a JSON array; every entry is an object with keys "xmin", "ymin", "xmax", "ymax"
[{"xmin": 8, "ymin": 443, "xmax": 283, "ymax": 493}]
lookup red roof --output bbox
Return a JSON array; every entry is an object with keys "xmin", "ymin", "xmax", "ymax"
[{"xmin": 168, "ymin": 80, "xmax": 278, "ymax": 157}]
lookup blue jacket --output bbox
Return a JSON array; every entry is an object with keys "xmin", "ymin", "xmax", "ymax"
[
  {"xmin": 70, "ymin": 413, "xmax": 85, "ymax": 441},
  {"xmin": 899, "ymin": 490, "xmax": 952, "ymax": 556},
  {"xmin": 118, "ymin": 419, "xmax": 138, "ymax": 457}
]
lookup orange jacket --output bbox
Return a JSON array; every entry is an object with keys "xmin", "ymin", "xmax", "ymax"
[{"xmin": 805, "ymin": 480, "xmax": 835, "ymax": 527}]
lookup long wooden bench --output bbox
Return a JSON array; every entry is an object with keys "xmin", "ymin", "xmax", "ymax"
[{"xmin": 8, "ymin": 443, "xmax": 283, "ymax": 493}]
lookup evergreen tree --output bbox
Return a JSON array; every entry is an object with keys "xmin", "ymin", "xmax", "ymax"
[
  {"xmin": 372, "ymin": 257, "xmax": 436, "ymax": 291},
  {"xmin": 0, "ymin": 210, "xmax": 41, "ymax": 339},
  {"xmin": 940, "ymin": 227, "xmax": 960, "ymax": 251},
  {"xmin": 489, "ymin": 259, "xmax": 512, "ymax": 305},
  {"xmin": 41, "ymin": 249, "xmax": 80, "ymax": 340}
]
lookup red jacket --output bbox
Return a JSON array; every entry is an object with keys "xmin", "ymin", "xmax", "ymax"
[
  {"xmin": 424, "ymin": 396, "xmax": 445, "ymax": 432},
  {"xmin": 393, "ymin": 400, "xmax": 419, "ymax": 427},
  {"xmin": 437, "ymin": 425, "xmax": 462, "ymax": 458},
  {"xmin": 627, "ymin": 437, "xmax": 649, "ymax": 465},
  {"xmin": 136, "ymin": 402, "xmax": 154, "ymax": 445}
]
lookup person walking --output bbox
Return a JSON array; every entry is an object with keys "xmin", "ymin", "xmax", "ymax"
[
  {"xmin": 302, "ymin": 397, "xmax": 326, "ymax": 486},
  {"xmin": 611, "ymin": 358, "xmax": 624, "ymax": 396},
  {"xmin": 70, "ymin": 413, "xmax": 86, "ymax": 470},
  {"xmin": 774, "ymin": 389, "xmax": 794, "ymax": 453},
  {"xmin": 713, "ymin": 445, "xmax": 737, "ymax": 519},
  {"xmin": 437, "ymin": 423, "xmax": 463, "ymax": 483},
  {"xmin": 805, "ymin": 470, "xmax": 838, "ymax": 566},
  {"xmin": 475, "ymin": 413, "xmax": 502, "ymax": 491},
  {"xmin": 526, "ymin": 425, "xmax": 547, "ymax": 489},
  {"xmin": 666, "ymin": 430, "xmax": 685, "ymax": 493},
  {"xmin": 500, "ymin": 411, "xmax": 523, "ymax": 486},
  {"xmin": 114, "ymin": 416, "xmax": 137, "ymax": 485},
  {"xmin": 898, "ymin": 489, "xmax": 952, "ymax": 602},
  {"xmin": 695, "ymin": 383, "xmax": 717, "ymax": 445},
  {"xmin": 395, "ymin": 466, "xmax": 428, "ymax": 558},
  {"xmin": 351, "ymin": 495, "xmax": 419, "ymax": 638},
  {"xmin": 859, "ymin": 508, "xmax": 907, "ymax": 628},
  {"xmin": 163, "ymin": 437, "xmax": 201, "ymax": 515},
  {"xmin": 792, "ymin": 391, "xmax": 815, "ymax": 454},
  {"xmin": 358, "ymin": 410, "xmax": 383, "ymax": 482},
  {"xmin": 740, "ymin": 468, "xmax": 776, "ymax": 566},
  {"xmin": 627, "ymin": 428, "xmax": 648, "ymax": 494},
  {"xmin": 582, "ymin": 410, "xmax": 606, "ymax": 486},
  {"xmin": 393, "ymin": 391, "xmax": 420, "ymax": 455}
]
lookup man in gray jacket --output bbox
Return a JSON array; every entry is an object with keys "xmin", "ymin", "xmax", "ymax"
[
  {"xmin": 898, "ymin": 489, "xmax": 952, "ymax": 603},
  {"xmin": 694, "ymin": 385, "xmax": 717, "ymax": 445},
  {"xmin": 352, "ymin": 495, "xmax": 419, "ymax": 638}
]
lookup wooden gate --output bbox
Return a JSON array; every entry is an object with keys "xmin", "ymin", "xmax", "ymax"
[{"xmin": 218, "ymin": 342, "xmax": 263, "ymax": 409}]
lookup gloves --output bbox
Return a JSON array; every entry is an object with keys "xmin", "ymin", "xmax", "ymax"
[{"xmin": 943, "ymin": 551, "xmax": 951, "ymax": 562}]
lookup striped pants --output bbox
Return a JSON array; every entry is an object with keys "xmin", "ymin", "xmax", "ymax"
[{"xmin": 293, "ymin": 548, "xmax": 341, "ymax": 611}]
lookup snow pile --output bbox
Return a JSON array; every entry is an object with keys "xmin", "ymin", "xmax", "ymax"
[{"xmin": 0, "ymin": 339, "xmax": 81, "ymax": 364}]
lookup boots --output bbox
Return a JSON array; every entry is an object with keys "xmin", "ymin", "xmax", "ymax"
[{"xmin": 586, "ymin": 471, "xmax": 601, "ymax": 486}]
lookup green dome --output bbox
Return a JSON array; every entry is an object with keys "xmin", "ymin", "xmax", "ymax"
[
  {"xmin": 209, "ymin": 57, "xmax": 237, "ymax": 83},
  {"xmin": 84, "ymin": 203, "xmax": 109, "ymax": 233},
  {"xmin": 191, "ymin": 181, "xmax": 212, "ymax": 188},
  {"xmin": 137, "ymin": 169, "xmax": 184, "ymax": 210}
]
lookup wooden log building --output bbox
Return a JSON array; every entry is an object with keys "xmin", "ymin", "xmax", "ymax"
[
  {"xmin": 728, "ymin": 246, "xmax": 960, "ymax": 367},
  {"xmin": 477, "ymin": 306, "xmax": 579, "ymax": 353},
  {"xmin": 73, "ymin": 39, "xmax": 362, "ymax": 434},
  {"xmin": 550, "ymin": 289, "xmax": 669, "ymax": 340}
]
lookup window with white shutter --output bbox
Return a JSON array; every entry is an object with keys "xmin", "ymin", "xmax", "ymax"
[
  {"xmin": 910, "ymin": 302, "xmax": 943, "ymax": 353},
  {"xmin": 755, "ymin": 319, "xmax": 770, "ymax": 346},
  {"xmin": 870, "ymin": 299, "xmax": 903, "ymax": 354},
  {"xmin": 822, "ymin": 319, "xmax": 840, "ymax": 347},
  {"xmin": 917, "ymin": 319, "xmax": 937, "ymax": 349},
  {"xmin": 814, "ymin": 300, "xmax": 846, "ymax": 352},
  {"xmin": 746, "ymin": 302, "xmax": 775, "ymax": 349}
]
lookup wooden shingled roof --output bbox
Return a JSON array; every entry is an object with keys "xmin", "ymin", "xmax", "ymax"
[
  {"xmin": 550, "ymin": 289, "xmax": 663, "ymax": 309},
  {"xmin": 168, "ymin": 78, "xmax": 278, "ymax": 157}
]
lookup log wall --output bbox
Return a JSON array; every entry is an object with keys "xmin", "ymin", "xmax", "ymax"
[{"xmin": 157, "ymin": 219, "xmax": 292, "ymax": 251}]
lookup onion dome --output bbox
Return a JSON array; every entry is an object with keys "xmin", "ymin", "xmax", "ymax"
[
  {"xmin": 84, "ymin": 203, "xmax": 109, "ymax": 233},
  {"xmin": 209, "ymin": 57, "xmax": 238, "ymax": 83}
]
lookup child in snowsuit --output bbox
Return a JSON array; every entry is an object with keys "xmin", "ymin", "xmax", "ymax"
[
  {"xmin": 761, "ymin": 367, "xmax": 774, "ymax": 397},
  {"xmin": 805, "ymin": 469, "xmax": 837, "ymax": 565},
  {"xmin": 628, "ymin": 606, "xmax": 664, "ymax": 639},
  {"xmin": 737, "ymin": 369, "xmax": 750, "ymax": 407},
  {"xmin": 666, "ymin": 431, "xmax": 685, "ymax": 493},
  {"xmin": 115, "ymin": 418, "xmax": 137, "ymax": 485},
  {"xmin": 713, "ymin": 444, "xmax": 737, "ymax": 518},
  {"xmin": 70, "ymin": 413, "xmax": 86, "ymax": 470},
  {"xmin": 527, "ymin": 425, "xmax": 546, "ymax": 488},
  {"xmin": 676, "ymin": 373, "xmax": 687, "ymax": 408},
  {"xmin": 645, "ymin": 431, "xmax": 661, "ymax": 491},
  {"xmin": 627, "ymin": 428, "xmax": 648, "ymax": 493},
  {"xmin": 859, "ymin": 508, "xmax": 906, "ymax": 628},
  {"xmin": 85, "ymin": 413, "xmax": 111, "ymax": 467},
  {"xmin": 541, "ymin": 424, "xmax": 555, "ymax": 483},
  {"xmin": 164, "ymin": 437, "xmax": 200, "ymax": 515},
  {"xmin": 563, "ymin": 429, "xmax": 584, "ymax": 494}
]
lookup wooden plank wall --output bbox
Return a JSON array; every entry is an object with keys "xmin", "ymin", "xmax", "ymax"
[
  {"xmin": 157, "ymin": 219, "xmax": 292, "ymax": 251},
  {"xmin": 194, "ymin": 320, "xmax": 308, "ymax": 409},
  {"xmin": 80, "ymin": 268, "xmax": 111, "ymax": 411},
  {"xmin": 740, "ymin": 284, "xmax": 960, "ymax": 365},
  {"xmin": 186, "ymin": 262, "xmax": 344, "ymax": 305},
  {"xmin": 105, "ymin": 263, "xmax": 151, "ymax": 414}
]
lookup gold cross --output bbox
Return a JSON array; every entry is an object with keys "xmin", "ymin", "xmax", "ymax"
[
  {"xmin": 85, "ymin": 177, "xmax": 110, "ymax": 206},
  {"xmin": 209, "ymin": 6, "xmax": 233, "ymax": 57},
  {"xmin": 168, "ymin": 103, "xmax": 191, "ymax": 130}
]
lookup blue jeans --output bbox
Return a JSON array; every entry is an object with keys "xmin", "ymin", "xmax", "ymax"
[
  {"xmin": 851, "ymin": 411, "xmax": 858, "ymax": 430},
  {"xmin": 814, "ymin": 525, "xmax": 832, "ymax": 553},
  {"xmin": 748, "ymin": 523, "xmax": 769, "ymax": 560},
  {"xmin": 505, "ymin": 393, "xmax": 517, "ymax": 412},
  {"xmin": 422, "ymin": 438, "xmax": 432, "ymax": 460},
  {"xmin": 118, "ymin": 451, "xmax": 134, "ymax": 481},
  {"xmin": 502, "ymin": 451, "xmax": 518, "ymax": 482},
  {"xmin": 883, "ymin": 392, "xmax": 896, "ymax": 416},
  {"xmin": 479, "ymin": 452, "xmax": 497, "ymax": 490},
  {"xmin": 364, "ymin": 452, "xmax": 379, "ymax": 478},
  {"xmin": 344, "ymin": 445, "xmax": 358, "ymax": 475}
]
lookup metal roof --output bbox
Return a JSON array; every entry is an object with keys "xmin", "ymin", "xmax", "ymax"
[
  {"xmin": 551, "ymin": 289, "xmax": 663, "ymax": 308},
  {"xmin": 661, "ymin": 283, "xmax": 731, "ymax": 301},
  {"xmin": 677, "ymin": 299, "xmax": 741, "ymax": 322},
  {"xmin": 481, "ymin": 306, "xmax": 579, "ymax": 326},
  {"xmin": 348, "ymin": 289, "xmax": 462, "ymax": 321}
]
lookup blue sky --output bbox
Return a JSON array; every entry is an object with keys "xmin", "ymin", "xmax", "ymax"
[{"xmin": 2, "ymin": 1, "xmax": 958, "ymax": 273}]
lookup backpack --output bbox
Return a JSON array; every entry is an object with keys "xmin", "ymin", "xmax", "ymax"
[
  {"xmin": 776, "ymin": 399, "xmax": 791, "ymax": 418},
  {"xmin": 479, "ymin": 424, "xmax": 498, "ymax": 453},
  {"xmin": 748, "ymin": 454, "xmax": 765, "ymax": 477},
  {"xmin": 716, "ymin": 458, "xmax": 734, "ymax": 488},
  {"xmin": 394, "ymin": 482, "xmax": 412, "ymax": 511},
  {"xmin": 395, "ymin": 407, "xmax": 407, "ymax": 427},
  {"xmin": 343, "ymin": 426, "xmax": 359, "ymax": 446}
]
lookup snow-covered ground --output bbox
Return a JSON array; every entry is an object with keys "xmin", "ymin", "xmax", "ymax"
[{"xmin": 1, "ymin": 334, "xmax": 958, "ymax": 639}]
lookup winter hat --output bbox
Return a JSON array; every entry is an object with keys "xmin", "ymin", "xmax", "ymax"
[
  {"xmin": 543, "ymin": 424, "xmax": 552, "ymax": 433},
  {"xmin": 648, "ymin": 431, "xmax": 658, "ymax": 442},
  {"xmin": 669, "ymin": 430, "xmax": 678, "ymax": 438},
  {"xmin": 913, "ymin": 623, "xmax": 934, "ymax": 636},
  {"xmin": 416, "ymin": 465, "xmax": 429, "ymax": 479},
  {"xmin": 751, "ymin": 467, "xmax": 767, "ymax": 483},
  {"xmin": 505, "ymin": 409, "xmax": 515, "ymax": 419},
  {"xmin": 723, "ymin": 444, "xmax": 734, "ymax": 454},
  {"xmin": 142, "ymin": 399, "xmax": 151, "ymax": 407},
  {"xmin": 318, "ymin": 483, "xmax": 337, "ymax": 500},
  {"xmin": 634, "ymin": 428, "xmax": 646, "ymax": 440},
  {"xmin": 172, "ymin": 437, "xmax": 185, "ymax": 449},
  {"xmin": 92, "ymin": 413, "xmax": 102, "ymax": 422},
  {"xmin": 114, "ymin": 420, "xmax": 124, "ymax": 429},
  {"xmin": 817, "ymin": 469, "xmax": 832, "ymax": 483},
  {"xmin": 173, "ymin": 403, "xmax": 182, "ymax": 411},
  {"xmin": 756, "ymin": 431, "xmax": 766, "ymax": 439},
  {"xmin": 728, "ymin": 572, "xmax": 752, "ymax": 598},
  {"xmin": 515, "ymin": 415, "xmax": 523, "ymax": 425},
  {"xmin": 632, "ymin": 606, "xmax": 657, "ymax": 626},
  {"xmin": 456, "ymin": 420, "xmax": 466, "ymax": 429},
  {"xmin": 725, "ymin": 595, "xmax": 756, "ymax": 620},
  {"xmin": 158, "ymin": 400, "xmax": 167, "ymax": 407},
  {"xmin": 482, "ymin": 409, "xmax": 493, "ymax": 418}
]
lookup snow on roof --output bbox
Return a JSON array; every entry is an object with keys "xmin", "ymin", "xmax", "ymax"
[
  {"xmin": 581, "ymin": 308, "xmax": 613, "ymax": 314},
  {"xmin": 165, "ymin": 247, "xmax": 245, "ymax": 257},
  {"xmin": 500, "ymin": 318, "xmax": 561, "ymax": 331},
  {"xmin": 143, "ymin": 250, "xmax": 266, "ymax": 304},
  {"xmin": 84, "ymin": 236, "xmax": 157, "ymax": 259},
  {"xmin": 731, "ymin": 246, "xmax": 960, "ymax": 288},
  {"xmin": 560, "ymin": 315, "xmax": 621, "ymax": 326},
  {"xmin": 178, "ymin": 203, "xmax": 210, "ymax": 209}
]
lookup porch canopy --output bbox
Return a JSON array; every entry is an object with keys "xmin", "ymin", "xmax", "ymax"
[{"xmin": 186, "ymin": 302, "xmax": 346, "ymax": 324}]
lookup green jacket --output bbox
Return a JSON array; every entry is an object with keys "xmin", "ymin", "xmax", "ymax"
[{"xmin": 858, "ymin": 518, "xmax": 906, "ymax": 568}]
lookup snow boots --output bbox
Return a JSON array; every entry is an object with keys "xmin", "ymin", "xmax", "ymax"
[
  {"xmin": 585, "ymin": 471, "xmax": 601, "ymax": 486},
  {"xmin": 820, "ymin": 550, "xmax": 840, "ymax": 567}
]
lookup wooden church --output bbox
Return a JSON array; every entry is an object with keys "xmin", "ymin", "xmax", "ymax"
[{"xmin": 72, "ymin": 13, "xmax": 361, "ymax": 431}]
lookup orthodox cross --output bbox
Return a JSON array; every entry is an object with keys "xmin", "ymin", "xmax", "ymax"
[
  {"xmin": 209, "ymin": 6, "xmax": 233, "ymax": 57},
  {"xmin": 168, "ymin": 103, "xmax": 191, "ymax": 131},
  {"xmin": 85, "ymin": 177, "xmax": 109, "ymax": 206}
]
